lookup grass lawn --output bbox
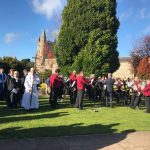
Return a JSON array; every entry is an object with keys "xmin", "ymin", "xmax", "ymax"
[{"xmin": 0, "ymin": 96, "xmax": 150, "ymax": 139}]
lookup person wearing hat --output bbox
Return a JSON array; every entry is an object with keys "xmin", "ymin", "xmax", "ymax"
[{"xmin": 0, "ymin": 67, "xmax": 7, "ymax": 101}]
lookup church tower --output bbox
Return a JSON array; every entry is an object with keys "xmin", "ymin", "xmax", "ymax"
[
  {"xmin": 41, "ymin": 30, "xmax": 46, "ymax": 44},
  {"xmin": 35, "ymin": 30, "xmax": 58, "ymax": 73}
]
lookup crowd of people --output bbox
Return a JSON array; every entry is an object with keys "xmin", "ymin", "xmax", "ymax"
[
  {"xmin": 0, "ymin": 67, "xmax": 150, "ymax": 113},
  {"xmin": 0, "ymin": 67, "xmax": 40, "ymax": 110},
  {"xmin": 48, "ymin": 69, "xmax": 150, "ymax": 113}
]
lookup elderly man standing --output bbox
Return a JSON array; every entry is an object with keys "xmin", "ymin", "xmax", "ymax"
[
  {"xmin": 49, "ymin": 69, "xmax": 61, "ymax": 108},
  {"xmin": 104, "ymin": 73, "xmax": 115, "ymax": 108},
  {"xmin": 75, "ymin": 71, "xmax": 87, "ymax": 110}
]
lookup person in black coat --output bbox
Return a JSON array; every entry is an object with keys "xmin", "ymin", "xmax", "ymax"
[
  {"xmin": 20, "ymin": 69, "xmax": 28, "ymax": 103},
  {"xmin": 4, "ymin": 69, "xmax": 15, "ymax": 108},
  {"xmin": 97, "ymin": 77, "xmax": 103, "ymax": 101},
  {"xmin": 21, "ymin": 69, "xmax": 28, "ymax": 86},
  {"xmin": 89, "ymin": 74, "xmax": 98, "ymax": 101},
  {"xmin": 4, "ymin": 69, "xmax": 22, "ymax": 108},
  {"xmin": 10, "ymin": 71, "xmax": 22, "ymax": 108},
  {"xmin": 104, "ymin": 73, "xmax": 115, "ymax": 107}
]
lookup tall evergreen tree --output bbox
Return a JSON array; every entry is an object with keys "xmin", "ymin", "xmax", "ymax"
[{"xmin": 55, "ymin": 0, "xmax": 120, "ymax": 76}]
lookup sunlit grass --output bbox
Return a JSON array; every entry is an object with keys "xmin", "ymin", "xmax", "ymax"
[{"xmin": 0, "ymin": 96, "xmax": 150, "ymax": 139}]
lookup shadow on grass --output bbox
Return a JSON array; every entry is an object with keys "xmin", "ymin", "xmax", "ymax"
[
  {"xmin": 0, "ymin": 112, "xmax": 69, "ymax": 124},
  {"xmin": 0, "ymin": 123, "xmax": 132, "ymax": 138},
  {"xmin": 0, "ymin": 123, "xmax": 136, "ymax": 149},
  {"xmin": 0, "ymin": 98, "xmax": 69, "ymax": 118}
]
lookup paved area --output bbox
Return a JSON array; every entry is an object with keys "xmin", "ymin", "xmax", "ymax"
[{"xmin": 0, "ymin": 131, "xmax": 150, "ymax": 150}]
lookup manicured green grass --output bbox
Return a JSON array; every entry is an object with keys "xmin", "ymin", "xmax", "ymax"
[{"xmin": 0, "ymin": 97, "xmax": 150, "ymax": 139}]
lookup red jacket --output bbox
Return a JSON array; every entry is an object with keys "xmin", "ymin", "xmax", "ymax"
[
  {"xmin": 135, "ymin": 81, "xmax": 141, "ymax": 92},
  {"xmin": 77, "ymin": 75, "xmax": 87, "ymax": 90},
  {"xmin": 70, "ymin": 74, "xmax": 76, "ymax": 83},
  {"xmin": 142, "ymin": 83, "xmax": 150, "ymax": 97},
  {"xmin": 50, "ymin": 73, "xmax": 60, "ymax": 89}
]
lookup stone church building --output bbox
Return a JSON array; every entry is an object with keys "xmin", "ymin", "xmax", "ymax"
[
  {"xmin": 35, "ymin": 31, "xmax": 133, "ymax": 77},
  {"xmin": 35, "ymin": 31, "xmax": 58, "ymax": 72},
  {"xmin": 113, "ymin": 57, "xmax": 134, "ymax": 78}
]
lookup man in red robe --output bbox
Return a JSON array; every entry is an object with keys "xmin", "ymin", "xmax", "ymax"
[
  {"xmin": 142, "ymin": 79, "xmax": 150, "ymax": 113},
  {"xmin": 75, "ymin": 71, "xmax": 87, "ymax": 110},
  {"xmin": 49, "ymin": 69, "xmax": 60, "ymax": 108}
]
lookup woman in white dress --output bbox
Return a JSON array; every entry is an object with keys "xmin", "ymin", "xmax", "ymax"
[{"xmin": 21, "ymin": 68, "xmax": 40, "ymax": 110}]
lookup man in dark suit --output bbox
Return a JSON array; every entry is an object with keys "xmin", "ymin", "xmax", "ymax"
[
  {"xmin": 69, "ymin": 70, "xmax": 77, "ymax": 104},
  {"xmin": 104, "ymin": 73, "xmax": 115, "ymax": 108},
  {"xmin": 4, "ymin": 69, "xmax": 15, "ymax": 108}
]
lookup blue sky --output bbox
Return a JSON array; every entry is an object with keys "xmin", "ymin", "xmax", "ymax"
[{"xmin": 0, "ymin": 0, "xmax": 150, "ymax": 60}]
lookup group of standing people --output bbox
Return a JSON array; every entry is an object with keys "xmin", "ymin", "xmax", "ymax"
[
  {"xmin": 0, "ymin": 67, "xmax": 40, "ymax": 110},
  {"xmin": 49, "ymin": 70, "xmax": 87, "ymax": 110},
  {"xmin": 49, "ymin": 69, "xmax": 150, "ymax": 113},
  {"xmin": 0, "ymin": 67, "xmax": 150, "ymax": 113}
]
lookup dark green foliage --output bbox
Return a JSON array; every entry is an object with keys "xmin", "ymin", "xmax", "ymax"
[
  {"xmin": 0, "ymin": 57, "xmax": 34, "ymax": 75},
  {"xmin": 55, "ymin": 0, "xmax": 120, "ymax": 76},
  {"xmin": 20, "ymin": 59, "xmax": 34, "ymax": 71}
]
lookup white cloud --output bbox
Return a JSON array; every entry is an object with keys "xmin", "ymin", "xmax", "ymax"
[
  {"xmin": 44, "ymin": 28, "xmax": 60, "ymax": 41},
  {"xmin": 119, "ymin": 13, "xmax": 130, "ymax": 21},
  {"xmin": 136, "ymin": 8, "xmax": 150, "ymax": 20},
  {"xmin": 51, "ymin": 29, "xmax": 59, "ymax": 39},
  {"xmin": 139, "ymin": 8, "xmax": 146, "ymax": 19},
  {"xmin": 143, "ymin": 24, "xmax": 150, "ymax": 34},
  {"xmin": 4, "ymin": 32, "xmax": 20, "ymax": 44},
  {"xmin": 32, "ymin": 0, "xmax": 63, "ymax": 19},
  {"xmin": 117, "ymin": 0, "xmax": 124, "ymax": 3},
  {"xmin": 119, "ymin": 11, "xmax": 132, "ymax": 22}
]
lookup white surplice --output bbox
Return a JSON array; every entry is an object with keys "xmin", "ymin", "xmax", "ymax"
[{"xmin": 21, "ymin": 73, "xmax": 40, "ymax": 110}]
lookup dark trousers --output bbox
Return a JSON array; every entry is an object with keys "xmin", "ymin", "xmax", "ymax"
[
  {"xmin": 116, "ymin": 89, "xmax": 122, "ymax": 103},
  {"xmin": 5, "ymin": 91, "xmax": 11, "ymax": 108},
  {"xmin": 145, "ymin": 96, "xmax": 150, "ymax": 113},
  {"xmin": 58, "ymin": 86, "xmax": 64, "ymax": 99},
  {"xmin": 49, "ymin": 88, "xmax": 58, "ymax": 108},
  {"xmin": 90, "ymin": 87, "xmax": 97, "ymax": 101},
  {"xmin": 87, "ymin": 86, "xmax": 91, "ymax": 100},
  {"xmin": 0, "ymin": 92, "xmax": 4, "ymax": 101},
  {"xmin": 130, "ymin": 93, "xmax": 141, "ymax": 108},
  {"xmin": 97, "ymin": 89, "xmax": 102, "ymax": 101},
  {"xmin": 70, "ymin": 90, "xmax": 77, "ymax": 104},
  {"xmin": 10, "ymin": 93, "xmax": 20, "ymax": 108},
  {"xmin": 75, "ymin": 90, "xmax": 84, "ymax": 109},
  {"xmin": 106, "ymin": 91, "xmax": 113, "ymax": 107}
]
